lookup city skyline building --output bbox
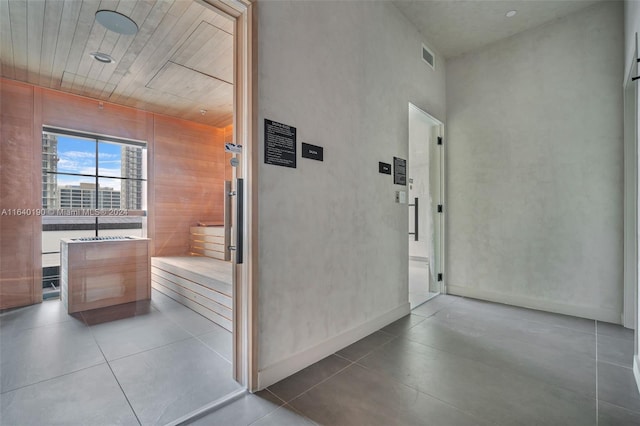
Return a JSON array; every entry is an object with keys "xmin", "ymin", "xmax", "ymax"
[
  {"xmin": 58, "ymin": 183, "xmax": 121, "ymax": 209},
  {"xmin": 42, "ymin": 133, "xmax": 59, "ymax": 209},
  {"xmin": 120, "ymin": 146, "xmax": 144, "ymax": 210}
]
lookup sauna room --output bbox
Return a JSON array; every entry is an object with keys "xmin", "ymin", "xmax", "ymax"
[{"xmin": 0, "ymin": 1, "xmax": 242, "ymax": 423}]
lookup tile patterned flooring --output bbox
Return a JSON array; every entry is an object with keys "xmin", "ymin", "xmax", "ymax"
[
  {"xmin": 2, "ymin": 293, "xmax": 639, "ymax": 425},
  {"xmin": 0, "ymin": 290, "xmax": 238, "ymax": 426},
  {"xmin": 195, "ymin": 295, "xmax": 640, "ymax": 426}
]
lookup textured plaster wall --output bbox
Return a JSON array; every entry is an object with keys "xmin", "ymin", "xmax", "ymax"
[
  {"xmin": 257, "ymin": 0, "xmax": 446, "ymax": 370},
  {"xmin": 624, "ymin": 0, "xmax": 640, "ymax": 375},
  {"xmin": 625, "ymin": 0, "xmax": 640, "ymax": 78},
  {"xmin": 446, "ymin": 2, "xmax": 624, "ymax": 322}
]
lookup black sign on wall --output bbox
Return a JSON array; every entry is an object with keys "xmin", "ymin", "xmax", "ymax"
[
  {"xmin": 265, "ymin": 119, "xmax": 296, "ymax": 168},
  {"xmin": 301, "ymin": 143, "xmax": 323, "ymax": 161},
  {"xmin": 379, "ymin": 162, "xmax": 391, "ymax": 175},
  {"xmin": 394, "ymin": 157, "xmax": 407, "ymax": 185}
]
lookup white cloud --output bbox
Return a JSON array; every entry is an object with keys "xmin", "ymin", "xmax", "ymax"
[
  {"xmin": 64, "ymin": 151, "xmax": 96, "ymax": 160},
  {"xmin": 99, "ymin": 153, "xmax": 119, "ymax": 160}
]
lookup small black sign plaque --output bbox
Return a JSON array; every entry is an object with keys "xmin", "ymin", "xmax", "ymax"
[
  {"xmin": 301, "ymin": 143, "xmax": 323, "ymax": 161},
  {"xmin": 379, "ymin": 162, "xmax": 391, "ymax": 175},
  {"xmin": 265, "ymin": 119, "xmax": 296, "ymax": 168},
  {"xmin": 394, "ymin": 157, "xmax": 406, "ymax": 185}
]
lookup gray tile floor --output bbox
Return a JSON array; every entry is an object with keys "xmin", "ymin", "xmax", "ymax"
[
  {"xmin": 193, "ymin": 295, "xmax": 640, "ymax": 426},
  {"xmin": 3, "ymin": 294, "xmax": 639, "ymax": 425},
  {"xmin": 0, "ymin": 289, "xmax": 238, "ymax": 426}
]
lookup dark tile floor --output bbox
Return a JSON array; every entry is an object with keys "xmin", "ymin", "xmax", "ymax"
[
  {"xmin": 0, "ymin": 289, "xmax": 238, "ymax": 426},
  {"xmin": 2, "ymin": 294, "xmax": 639, "ymax": 425},
  {"xmin": 193, "ymin": 295, "xmax": 640, "ymax": 426}
]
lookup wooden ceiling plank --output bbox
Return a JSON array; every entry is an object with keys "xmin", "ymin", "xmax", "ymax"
[
  {"xmin": 104, "ymin": 0, "xmax": 174, "ymax": 88},
  {"xmin": 109, "ymin": 0, "xmax": 202, "ymax": 104},
  {"xmin": 70, "ymin": 74, "xmax": 87, "ymax": 95},
  {"xmin": 26, "ymin": 0, "xmax": 45, "ymax": 85},
  {"xmin": 99, "ymin": 81, "xmax": 116, "ymax": 99},
  {"xmin": 201, "ymin": 7, "xmax": 233, "ymax": 35},
  {"xmin": 165, "ymin": 0, "xmax": 188, "ymax": 18},
  {"xmin": 0, "ymin": 0, "xmax": 16, "ymax": 80},
  {"xmin": 95, "ymin": 0, "xmax": 157, "ymax": 83},
  {"xmin": 1, "ymin": 0, "xmax": 234, "ymax": 128},
  {"xmin": 71, "ymin": 24, "xmax": 108, "ymax": 96},
  {"xmin": 184, "ymin": 28, "xmax": 233, "ymax": 83},
  {"xmin": 88, "ymin": 75, "xmax": 110, "ymax": 100},
  {"xmin": 124, "ymin": 83, "xmax": 229, "ymax": 127},
  {"xmin": 86, "ymin": 31, "xmax": 119, "ymax": 83},
  {"xmin": 131, "ymin": 85, "xmax": 190, "ymax": 114},
  {"xmin": 169, "ymin": 21, "xmax": 213, "ymax": 66},
  {"xmin": 207, "ymin": 113, "xmax": 231, "ymax": 128},
  {"xmin": 73, "ymin": 0, "xmax": 118, "ymax": 92},
  {"xmin": 85, "ymin": 0, "xmax": 137, "ymax": 79},
  {"xmin": 147, "ymin": 60, "xmax": 231, "ymax": 104},
  {"xmin": 8, "ymin": 0, "xmax": 28, "ymax": 82},
  {"xmin": 63, "ymin": 0, "xmax": 102, "ymax": 85},
  {"xmin": 50, "ymin": 0, "xmax": 83, "ymax": 90},
  {"xmin": 109, "ymin": 0, "xmax": 195, "ymax": 104},
  {"xmin": 37, "ymin": 0, "xmax": 64, "ymax": 88},
  {"xmin": 116, "ymin": 0, "xmax": 137, "ymax": 15}
]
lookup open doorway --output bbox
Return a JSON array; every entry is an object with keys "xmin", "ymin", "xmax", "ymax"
[
  {"xmin": 407, "ymin": 103, "xmax": 444, "ymax": 309},
  {"xmin": 0, "ymin": 0, "xmax": 255, "ymax": 423}
]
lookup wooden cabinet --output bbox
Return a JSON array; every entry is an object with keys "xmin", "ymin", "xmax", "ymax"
[{"xmin": 60, "ymin": 237, "xmax": 150, "ymax": 313}]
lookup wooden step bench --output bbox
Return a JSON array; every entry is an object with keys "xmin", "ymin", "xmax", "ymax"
[
  {"xmin": 190, "ymin": 226, "xmax": 230, "ymax": 261},
  {"xmin": 151, "ymin": 256, "xmax": 232, "ymax": 331}
]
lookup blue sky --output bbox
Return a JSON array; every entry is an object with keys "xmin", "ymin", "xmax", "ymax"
[{"xmin": 55, "ymin": 136, "xmax": 122, "ymax": 190}]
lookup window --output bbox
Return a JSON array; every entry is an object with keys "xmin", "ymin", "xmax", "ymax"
[{"xmin": 41, "ymin": 128, "xmax": 147, "ymax": 294}]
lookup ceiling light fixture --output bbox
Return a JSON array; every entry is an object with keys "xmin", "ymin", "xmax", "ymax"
[
  {"xmin": 505, "ymin": 10, "xmax": 517, "ymax": 18},
  {"xmin": 90, "ymin": 52, "xmax": 116, "ymax": 64},
  {"xmin": 95, "ymin": 10, "xmax": 139, "ymax": 35}
]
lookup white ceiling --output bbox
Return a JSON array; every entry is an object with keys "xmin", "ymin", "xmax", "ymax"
[
  {"xmin": 392, "ymin": 0, "xmax": 605, "ymax": 59},
  {"xmin": 0, "ymin": 0, "xmax": 234, "ymax": 127}
]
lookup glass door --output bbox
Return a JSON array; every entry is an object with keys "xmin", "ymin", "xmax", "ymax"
[{"xmin": 408, "ymin": 104, "xmax": 444, "ymax": 308}]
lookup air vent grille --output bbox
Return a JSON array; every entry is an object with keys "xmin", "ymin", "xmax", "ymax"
[{"xmin": 422, "ymin": 44, "xmax": 435, "ymax": 69}]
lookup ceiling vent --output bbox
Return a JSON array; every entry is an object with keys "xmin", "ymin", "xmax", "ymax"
[{"xmin": 422, "ymin": 44, "xmax": 435, "ymax": 69}]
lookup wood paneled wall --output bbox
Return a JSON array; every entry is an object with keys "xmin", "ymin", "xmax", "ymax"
[
  {"xmin": 0, "ymin": 80, "xmax": 41, "ymax": 309},
  {"xmin": 0, "ymin": 78, "xmax": 227, "ymax": 309},
  {"xmin": 153, "ymin": 116, "xmax": 226, "ymax": 256},
  {"xmin": 42, "ymin": 89, "xmax": 150, "ymax": 142}
]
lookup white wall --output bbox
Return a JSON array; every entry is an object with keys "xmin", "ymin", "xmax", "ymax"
[
  {"xmin": 624, "ymin": 0, "xmax": 640, "ymax": 393},
  {"xmin": 256, "ymin": 0, "xmax": 446, "ymax": 387},
  {"xmin": 625, "ymin": 0, "xmax": 640, "ymax": 78},
  {"xmin": 445, "ymin": 2, "xmax": 624, "ymax": 322}
]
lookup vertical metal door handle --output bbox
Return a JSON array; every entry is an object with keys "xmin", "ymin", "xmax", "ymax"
[
  {"xmin": 408, "ymin": 197, "xmax": 418, "ymax": 242},
  {"xmin": 236, "ymin": 178, "xmax": 244, "ymax": 264}
]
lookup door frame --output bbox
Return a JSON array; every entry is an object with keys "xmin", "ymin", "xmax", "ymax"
[
  {"xmin": 623, "ymin": 33, "xmax": 638, "ymax": 331},
  {"xmin": 202, "ymin": 0, "xmax": 258, "ymax": 391},
  {"xmin": 408, "ymin": 103, "xmax": 446, "ymax": 295}
]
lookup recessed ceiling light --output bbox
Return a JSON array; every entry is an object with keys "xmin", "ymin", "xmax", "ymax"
[
  {"xmin": 90, "ymin": 52, "xmax": 116, "ymax": 64},
  {"xmin": 506, "ymin": 10, "xmax": 517, "ymax": 18},
  {"xmin": 95, "ymin": 10, "xmax": 138, "ymax": 35}
]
